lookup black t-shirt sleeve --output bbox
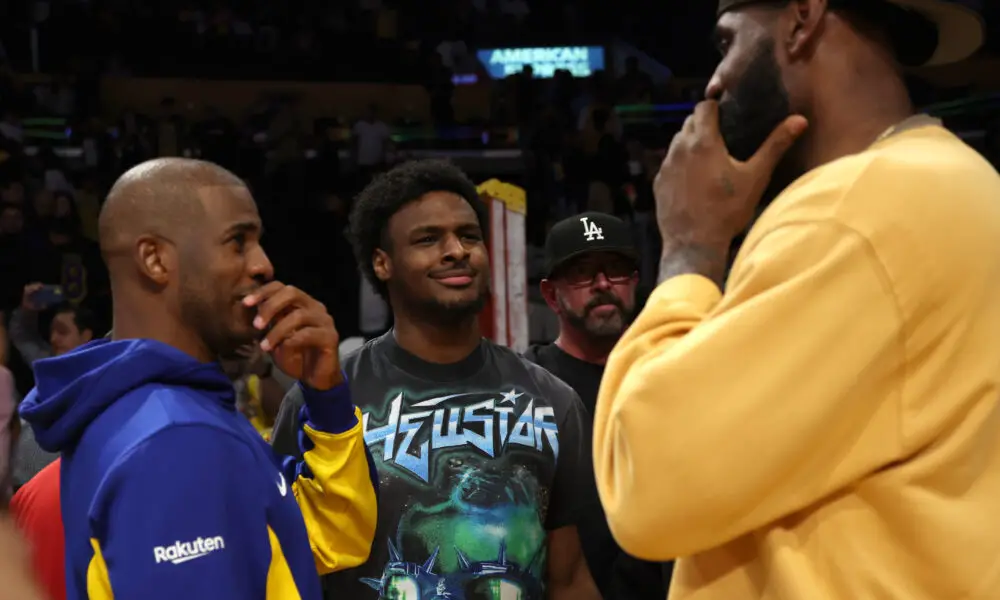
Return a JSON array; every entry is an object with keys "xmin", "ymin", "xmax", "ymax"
[
  {"xmin": 544, "ymin": 380, "xmax": 599, "ymax": 530},
  {"xmin": 270, "ymin": 385, "xmax": 306, "ymax": 459}
]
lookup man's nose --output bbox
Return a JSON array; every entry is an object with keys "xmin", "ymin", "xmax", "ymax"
[
  {"xmin": 591, "ymin": 272, "xmax": 613, "ymax": 290},
  {"xmin": 249, "ymin": 247, "xmax": 275, "ymax": 282},
  {"xmin": 705, "ymin": 71, "xmax": 723, "ymax": 101},
  {"xmin": 442, "ymin": 234, "xmax": 471, "ymax": 260}
]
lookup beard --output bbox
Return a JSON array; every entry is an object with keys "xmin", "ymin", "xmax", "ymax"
[
  {"xmin": 559, "ymin": 290, "xmax": 634, "ymax": 340},
  {"xmin": 718, "ymin": 36, "xmax": 793, "ymax": 164},
  {"xmin": 179, "ymin": 273, "xmax": 256, "ymax": 361},
  {"xmin": 410, "ymin": 280, "xmax": 491, "ymax": 326}
]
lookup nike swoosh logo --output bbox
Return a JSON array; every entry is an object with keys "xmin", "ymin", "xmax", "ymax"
[
  {"xmin": 277, "ymin": 473, "xmax": 287, "ymax": 497},
  {"xmin": 171, "ymin": 552, "xmax": 213, "ymax": 565}
]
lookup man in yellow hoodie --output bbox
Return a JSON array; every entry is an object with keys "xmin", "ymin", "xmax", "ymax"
[{"xmin": 593, "ymin": 1, "xmax": 1000, "ymax": 599}]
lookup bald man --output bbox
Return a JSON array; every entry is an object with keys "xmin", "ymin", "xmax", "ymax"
[{"xmin": 19, "ymin": 158, "xmax": 378, "ymax": 600}]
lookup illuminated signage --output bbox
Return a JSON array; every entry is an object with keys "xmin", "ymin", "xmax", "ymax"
[{"xmin": 476, "ymin": 46, "xmax": 605, "ymax": 79}]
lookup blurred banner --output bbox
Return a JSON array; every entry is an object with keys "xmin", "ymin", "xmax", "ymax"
[{"xmin": 475, "ymin": 46, "xmax": 606, "ymax": 79}]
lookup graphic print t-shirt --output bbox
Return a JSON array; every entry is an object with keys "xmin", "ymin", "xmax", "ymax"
[{"xmin": 272, "ymin": 333, "xmax": 596, "ymax": 600}]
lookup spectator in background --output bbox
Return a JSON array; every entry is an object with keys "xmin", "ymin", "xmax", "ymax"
[
  {"xmin": 40, "ymin": 149, "xmax": 73, "ymax": 194},
  {"xmin": 309, "ymin": 121, "xmax": 343, "ymax": 193},
  {"xmin": 301, "ymin": 191, "xmax": 360, "ymax": 337},
  {"xmin": 616, "ymin": 56, "xmax": 654, "ymax": 105},
  {"xmin": 22, "ymin": 190, "xmax": 109, "ymax": 317},
  {"xmin": 156, "ymin": 97, "xmax": 181, "ymax": 157},
  {"xmin": 549, "ymin": 69, "xmax": 578, "ymax": 128},
  {"xmin": 267, "ymin": 99, "xmax": 303, "ymax": 174},
  {"xmin": 623, "ymin": 139, "xmax": 661, "ymax": 290},
  {"xmin": 118, "ymin": 111, "xmax": 154, "ymax": 172},
  {"xmin": 10, "ymin": 419, "xmax": 58, "ymax": 491},
  {"xmin": 425, "ymin": 51, "xmax": 454, "ymax": 127},
  {"xmin": 0, "ymin": 313, "xmax": 15, "ymax": 501},
  {"xmin": 0, "ymin": 110, "xmax": 23, "ymax": 144},
  {"xmin": 352, "ymin": 103, "xmax": 391, "ymax": 184},
  {"xmin": 588, "ymin": 107, "xmax": 630, "ymax": 216},
  {"xmin": 577, "ymin": 73, "xmax": 623, "ymax": 149},
  {"xmin": 513, "ymin": 65, "xmax": 542, "ymax": 152},
  {"xmin": 1, "ymin": 180, "xmax": 25, "ymax": 206},
  {"xmin": 222, "ymin": 344, "xmax": 293, "ymax": 443},
  {"xmin": 9, "ymin": 459, "xmax": 63, "ymax": 600},
  {"xmin": 71, "ymin": 177, "xmax": 101, "ymax": 243},
  {"xmin": 527, "ymin": 213, "xmax": 672, "ymax": 599},
  {"xmin": 79, "ymin": 121, "xmax": 106, "ymax": 174},
  {"xmin": 9, "ymin": 288, "xmax": 96, "ymax": 364},
  {"xmin": 0, "ymin": 200, "xmax": 24, "ymax": 233},
  {"xmin": 33, "ymin": 78, "xmax": 76, "ymax": 118},
  {"xmin": 7, "ymin": 293, "xmax": 95, "ymax": 488},
  {"xmin": 194, "ymin": 106, "xmax": 238, "ymax": 171},
  {"xmin": 265, "ymin": 98, "xmax": 306, "ymax": 216},
  {"xmin": 30, "ymin": 189, "xmax": 55, "ymax": 225}
]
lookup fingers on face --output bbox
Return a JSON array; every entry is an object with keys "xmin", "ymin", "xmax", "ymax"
[
  {"xmin": 254, "ymin": 286, "xmax": 336, "ymax": 352},
  {"xmin": 270, "ymin": 327, "xmax": 338, "ymax": 356},
  {"xmin": 244, "ymin": 280, "xmax": 286, "ymax": 309},
  {"xmin": 746, "ymin": 115, "xmax": 809, "ymax": 172},
  {"xmin": 669, "ymin": 100, "xmax": 723, "ymax": 162},
  {"xmin": 693, "ymin": 100, "xmax": 720, "ymax": 133}
]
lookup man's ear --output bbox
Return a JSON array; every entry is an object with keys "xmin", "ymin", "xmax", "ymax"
[
  {"xmin": 372, "ymin": 248, "xmax": 391, "ymax": 283},
  {"xmin": 540, "ymin": 279, "xmax": 560, "ymax": 312},
  {"xmin": 81, "ymin": 329, "xmax": 94, "ymax": 344},
  {"xmin": 136, "ymin": 234, "xmax": 174, "ymax": 286},
  {"xmin": 786, "ymin": 0, "xmax": 829, "ymax": 59}
]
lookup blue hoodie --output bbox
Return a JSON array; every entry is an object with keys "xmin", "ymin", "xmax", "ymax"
[{"xmin": 20, "ymin": 338, "xmax": 378, "ymax": 600}]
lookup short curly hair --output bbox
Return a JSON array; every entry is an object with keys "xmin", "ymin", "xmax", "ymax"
[{"xmin": 349, "ymin": 159, "xmax": 488, "ymax": 299}]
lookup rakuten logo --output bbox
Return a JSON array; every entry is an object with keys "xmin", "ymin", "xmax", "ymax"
[{"xmin": 152, "ymin": 536, "xmax": 226, "ymax": 565}]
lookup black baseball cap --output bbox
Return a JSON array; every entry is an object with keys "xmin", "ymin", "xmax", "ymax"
[
  {"xmin": 717, "ymin": 0, "xmax": 984, "ymax": 67},
  {"xmin": 543, "ymin": 212, "xmax": 638, "ymax": 278}
]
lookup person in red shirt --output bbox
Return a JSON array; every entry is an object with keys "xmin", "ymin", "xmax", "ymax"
[{"xmin": 9, "ymin": 459, "xmax": 64, "ymax": 600}]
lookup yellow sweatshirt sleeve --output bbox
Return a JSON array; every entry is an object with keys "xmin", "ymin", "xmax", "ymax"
[
  {"xmin": 282, "ymin": 383, "xmax": 378, "ymax": 576},
  {"xmin": 593, "ymin": 220, "xmax": 905, "ymax": 561},
  {"xmin": 292, "ymin": 411, "xmax": 378, "ymax": 575}
]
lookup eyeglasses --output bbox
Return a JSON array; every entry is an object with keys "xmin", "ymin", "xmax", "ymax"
[{"xmin": 556, "ymin": 260, "xmax": 637, "ymax": 287}]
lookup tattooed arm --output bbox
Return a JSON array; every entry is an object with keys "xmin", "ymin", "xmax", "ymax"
[{"xmin": 658, "ymin": 238, "xmax": 730, "ymax": 289}]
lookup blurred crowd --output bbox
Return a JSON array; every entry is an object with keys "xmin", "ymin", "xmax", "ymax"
[
  {"xmin": 0, "ymin": 0, "xmax": 723, "ymax": 81},
  {"xmin": 0, "ymin": 0, "xmax": 997, "ymax": 402},
  {"xmin": 0, "ymin": 46, "xmax": 683, "ymax": 397}
]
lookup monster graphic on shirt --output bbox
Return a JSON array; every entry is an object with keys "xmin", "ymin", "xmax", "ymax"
[
  {"xmin": 270, "ymin": 334, "xmax": 594, "ymax": 600},
  {"xmin": 358, "ymin": 389, "xmax": 557, "ymax": 599}
]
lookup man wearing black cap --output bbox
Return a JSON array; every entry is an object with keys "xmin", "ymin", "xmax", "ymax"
[
  {"xmin": 593, "ymin": 1, "xmax": 1000, "ymax": 599},
  {"xmin": 526, "ymin": 211, "xmax": 672, "ymax": 600},
  {"xmin": 529, "ymin": 212, "xmax": 640, "ymax": 415}
]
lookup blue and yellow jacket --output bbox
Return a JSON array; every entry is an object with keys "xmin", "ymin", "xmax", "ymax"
[{"xmin": 18, "ymin": 338, "xmax": 378, "ymax": 600}]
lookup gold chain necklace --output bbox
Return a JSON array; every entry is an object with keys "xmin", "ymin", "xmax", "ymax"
[
  {"xmin": 872, "ymin": 114, "xmax": 937, "ymax": 146},
  {"xmin": 873, "ymin": 123, "xmax": 899, "ymax": 145}
]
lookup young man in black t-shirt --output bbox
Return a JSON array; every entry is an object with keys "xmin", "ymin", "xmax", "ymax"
[
  {"xmin": 525, "ymin": 212, "xmax": 673, "ymax": 600},
  {"xmin": 272, "ymin": 160, "xmax": 601, "ymax": 600}
]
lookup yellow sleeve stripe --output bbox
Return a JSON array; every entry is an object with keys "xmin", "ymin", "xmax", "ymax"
[
  {"xmin": 293, "ymin": 412, "xmax": 378, "ymax": 575},
  {"xmin": 87, "ymin": 538, "xmax": 114, "ymax": 600}
]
